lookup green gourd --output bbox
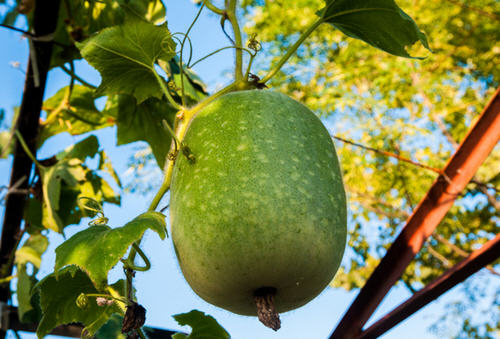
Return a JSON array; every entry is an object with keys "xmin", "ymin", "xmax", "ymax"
[{"xmin": 170, "ymin": 90, "xmax": 346, "ymax": 330}]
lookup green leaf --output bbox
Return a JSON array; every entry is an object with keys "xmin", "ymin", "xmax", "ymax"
[
  {"xmin": 54, "ymin": 211, "xmax": 166, "ymax": 288},
  {"xmin": 39, "ymin": 85, "xmax": 114, "ymax": 145},
  {"xmin": 98, "ymin": 151, "xmax": 123, "ymax": 188},
  {"xmin": 77, "ymin": 15, "xmax": 176, "ymax": 103},
  {"xmin": 115, "ymin": 95, "xmax": 177, "ymax": 168},
  {"xmin": 95, "ymin": 314, "xmax": 127, "ymax": 339},
  {"xmin": 318, "ymin": 0, "xmax": 431, "ymax": 58},
  {"xmin": 172, "ymin": 310, "xmax": 230, "ymax": 339},
  {"xmin": 15, "ymin": 234, "xmax": 49, "ymax": 268},
  {"xmin": 24, "ymin": 198, "xmax": 44, "ymax": 233},
  {"xmin": 79, "ymin": 171, "xmax": 121, "ymax": 206},
  {"xmin": 35, "ymin": 266, "xmax": 121, "ymax": 338},
  {"xmin": 126, "ymin": 0, "xmax": 166, "ymax": 25},
  {"xmin": 56, "ymin": 135, "xmax": 99, "ymax": 161},
  {"xmin": 41, "ymin": 160, "xmax": 81, "ymax": 232},
  {"xmin": 39, "ymin": 136, "xmax": 120, "ymax": 231},
  {"xmin": 0, "ymin": 130, "xmax": 13, "ymax": 158},
  {"xmin": 50, "ymin": 0, "xmax": 167, "ymax": 68},
  {"xmin": 17, "ymin": 264, "xmax": 42, "ymax": 324},
  {"xmin": 97, "ymin": 314, "xmax": 177, "ymax": 339}
]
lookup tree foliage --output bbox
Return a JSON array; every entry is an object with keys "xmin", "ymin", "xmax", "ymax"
[{"xmin": 242, "ymin": 0, "xmax": 500, "ymax": 336}]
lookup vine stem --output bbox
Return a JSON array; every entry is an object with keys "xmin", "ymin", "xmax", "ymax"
[
  {"xmin": 14, "ymin": 130, "xmax": 44, "ymax": 169},
  {"xmin": 226, "ymin": 0, "xmax": 244, "ymax": 81},
  {"xmin": 152, "ymin": 68, "xmax": 182, "ymax": 110},
  {"xmin": 137, "ymin": 329, "xmax": 147, "ymax": 339},
  {"xmin": 260, "ymin": 18, "xmax": 323, "ymax": 84},
  {"xmin": 202, "ymin": 0, "xmax": 224, "ymax": 15},
  {"xmin": 180, "ymin": 3, "xmax": 205, "ymax": 106},
  {"xmin": 122, "ymin": 243, "xmax": 151, "ymax": 271},
  {"xmin": 244, "ymin": 52, "xmax": 257, "ymax": 80},
  {"xmin": 189, "ymin": 45, "xmax": 254, "ymax": 69},
  {"xmin": 60, "ymin": 64, "xmax": 97, "ymax": 89}
]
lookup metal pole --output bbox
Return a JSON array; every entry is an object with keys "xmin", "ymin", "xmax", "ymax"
[{"xmin": 360, "ymin": 233, "xmax": 500, "ymax": 338}]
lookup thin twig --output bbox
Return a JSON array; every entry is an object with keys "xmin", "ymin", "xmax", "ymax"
[
  {"xmin": 443, "ymin": 0, "xmax": 499, "ymax": 20},
  {"xmin": 348, "ymin": 188, "xmax": 409, "ymax": 219},
  {"xmin": 0, "ymin": 177, "xmax": 28, "ymax": 202},
  {"xmin": 427, "ymin": 245, "xmax": 452, "ymax": 268},
  {"xmin": 433, "ymin": 234, "xmax": 500, "ymax": 277},
  {"xmin": 0, "ymin": 24, "xmax": 33, "ymax": 36},
  {"xmin": 333, "ymin": 135, "xmax": 444, "ymax": 175},
  {"xmin": 473, "ymin": 182, "xmax": 500, "ymax": 210}
]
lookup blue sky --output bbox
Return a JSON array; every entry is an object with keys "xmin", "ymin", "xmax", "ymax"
[{"xmin": 0, "ymin": 1, "xmax": 466, "ymax": 338}]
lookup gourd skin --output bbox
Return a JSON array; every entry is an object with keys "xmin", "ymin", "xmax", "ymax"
[{"xmin": 170, "ymin": 90, "xmax": 346, "ymax": 316}]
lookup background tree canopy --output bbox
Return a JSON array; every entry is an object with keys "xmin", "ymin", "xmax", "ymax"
[{"xmin": 240, "ymin": 0, "xmax": 499, "ymax": 337}]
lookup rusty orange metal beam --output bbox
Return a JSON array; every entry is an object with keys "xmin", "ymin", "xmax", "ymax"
[
  {"xmin": 359, "ymin": 233, "xmax": 500, "ymax": 339},
  {"xmin": 330, "ymin": 86, "xmax": 500, "ymax": 339}
]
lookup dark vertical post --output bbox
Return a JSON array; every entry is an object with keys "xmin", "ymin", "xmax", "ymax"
[{"xmin": 0, "ymin": 1, "xmax": 61, "ymax": 337}]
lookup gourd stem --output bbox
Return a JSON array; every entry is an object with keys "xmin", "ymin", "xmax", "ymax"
[
  {"xmin": 254, "ymin": 287, "xmax": 281, "ymax": 331},
  {"xmin": 226, "ymin": 0, "xmax": 244, "ymax": 81},
  {"xmin": 260, "ymin": 18, "xmax": 323, "ymax": 84},
  {"xmin": 244, "ymin": 53, "xmax": 256, "ymax": 80}
]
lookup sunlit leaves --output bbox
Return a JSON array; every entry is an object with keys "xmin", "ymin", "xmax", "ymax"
[
  {"xmin": 0, "ymin": 131, "xmax": 12, "ymax": 158},
  {"xmin": 15, "ymin": 234, "xmax": 49, "ymax": 269},
  {"xmin": 15, "ymin": 235, "xmax": 49, "ymax": 323},
  {"xmin": 54, "ymin": 211, "xmax": 166, "ymax": 288},
  {"xmin": 35, "ymin": 266, "xmax": 122, "ymax": 338},
  {"xmin": 50, "ymin": 0, "xmax": 167, "ymax": 67},
  {"xmin": 38, "ymin": 135, "xmax": 120, "ymax": 232},
  {"xmin": 39, "ymin": 85, "xmax": 115, "ymax": 146},
  {"xmin": 77, "ymin": 15, "xmax": 176, "ymax": 103},
  {"xmin": 57, "ymin": 133, "xmax": 100, "ymax": 161},
  {"xmin": 17, "ymin": 265, "xmax": 42, "ymax": 324},
  {"xmin": 318, "ymin": 0, "xmax": 431, "ymax": 58},
  {"xmin": 172, "ymin": 310, "xmax": 230, "ymax": 339}
]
